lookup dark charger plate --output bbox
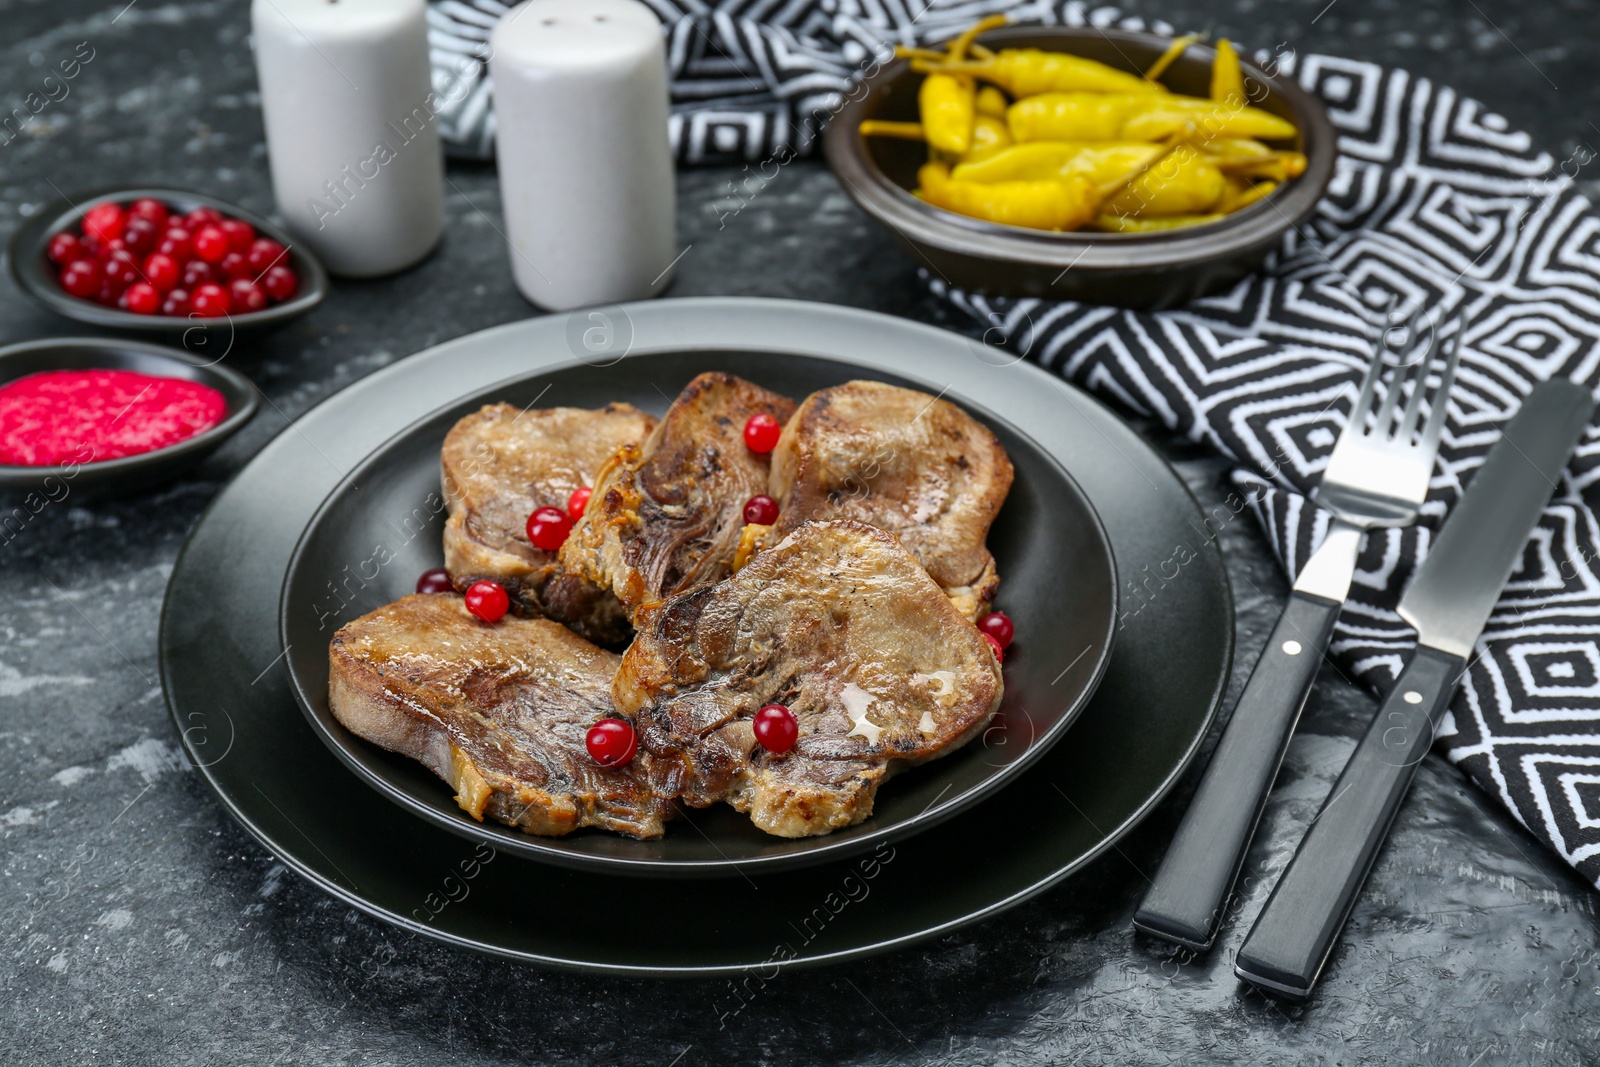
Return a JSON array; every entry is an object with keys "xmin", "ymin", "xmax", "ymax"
[
  {"xmin": 280, "ymin": 356, "xmax": 1117, "ymax": 877},
  {"xmin": 160, "ymin": 298, "xmax": 1232, "ymax": 975}
]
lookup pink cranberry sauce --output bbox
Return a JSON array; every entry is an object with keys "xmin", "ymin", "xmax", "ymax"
[{"xmin": 0, "ymin": 368, "xmax": 227, "ymax": 466}]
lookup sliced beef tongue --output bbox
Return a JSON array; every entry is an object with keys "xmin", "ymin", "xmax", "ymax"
[
  {"xmin": 547, "ymin": 372, "xmax": 796, "ymax": 626},
  {"xmin": 328, "ymin": 593, "xmax": 674, "ymax": 839},
  {"xmin": 441, "ymin": 401, "xmax": 656, "ymax": 645},
  {"xmin": 763, "ymin": 380, "xmax": 1014, "ymax": 620},
  {"xmin": 612, "ymin": 520, "xmax": 1003, "ymax": 838}
]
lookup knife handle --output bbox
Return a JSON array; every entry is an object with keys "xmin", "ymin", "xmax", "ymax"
[
  {"xmin": 1134, "ymin": 591, "xmax": 1342, "ymax": 951},
  {"xmin": 1235, "ymin": 644, "xmax": 1465, "ymax": 999}
]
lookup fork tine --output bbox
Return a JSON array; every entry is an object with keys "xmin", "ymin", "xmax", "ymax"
[
  {"xmin": 1419, "ymin": 327, "xmax": 1461, "ymax": 454},
  {"xmin": 1396, "ymin": 320, "xmax": 1446, "ymax": 441},
  {"xmin": 1344, "ymin": 322, "xmax": 1390, "ymax": 439},
  {"xmin": 1371, "ymin": 342, "xmax": 1417, "ymax": 437}
]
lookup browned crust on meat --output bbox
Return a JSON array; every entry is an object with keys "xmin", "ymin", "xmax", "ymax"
[
  {"xmin": 439, "ymin": 402, "xmax": 655, "ymax": 642},
  {"xmin": 328, "ymin": 593, "xmax": 673, "ymax": 838},
  {"xmin": 766, "ymin": 380, "xmax": 1013, "ymax": 620},
  {"xmin": 549, "ymin": 373, "xmax": 796, "ymax": 624},
  {"xmin": 613, "ymin": 520, "xmax": 1003, "ymax": 838}
]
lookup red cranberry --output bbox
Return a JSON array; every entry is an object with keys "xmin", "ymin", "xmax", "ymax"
[
  {"xmin": 102, "ymin": 249, "xmax": 140, "ymax": 289},
  {"xmin": 585, "ymin": 718, "xmax": 638, "ymax": 767},
  {"xmin": 143, "ymin": 252, "xmax": 180, "ymax": 292},
  {"xmin": 246, "ymin": 237, "xmax": 287, "ymax": 274},
  {"xmin": 262, "ymin": 265, "xmax": 298, "ymax": 302},
  {"xmin": 82, "ymin": 202, "xmax": 126, "ymax": 243},
  {"xmin": 99, "ymin": 236, "xmax": 129, "ymax": 258},
  {"xmin": 753, "ymin": 704, "xmax": 798, "ymax": 754},
  {"xmin": 743, "ymin": 412, "xmax": 781, "ymax": 453},
  {"xmin": 566, "ymin": 486, "xmax": 593, "ymax": 522},
  {"xmin": 525, "ymin": 505, "xmax": 572, "ymax": 551},
  {"xmin": 416, "ymin": 567, "xmax": 455, "ymax": 594},
  {"xmin": 60, "ymin": 258, "xmax": 102, "ymax": 298},
  {"xmin": 122, "ymin": 282, "xmax": 160, "ymax": 315},
  {"xmin": 229, "ymin": 278, "xmax": 267, "ymax": 313},
  {"xmin": 156, "ymin": 227, "xmax": 193, "ymax": 262},
  {"xmin": 181, "ymin": 259, "xmax": 214, "ymax": 288},
  {"xmin": 977, "ymin": 611, "xmax": 1014, "ymax": 650},
  {"xmin": 128, "ymin": 198, "xmax": 169, "ymax": 228},
  {"xmin": 47, "ymin": 232, "xmax": 83, "ymax": 265},
  {"xmin": 183, "ymin": 206, "xmax": 222, "ymax": 229},
  {"xmin": 219, "ymin": 218, "xmax": 255, "ymax": 253},
  {"xmin": 193, "ymin": 225, "xmax": 229, "ymax": 264},
  {"xmin": 190, "ymin": 282, "xmax": 230, "ymax": 318},
  {"xmin": 122, "ymin": 217, "xmax": 159, "ymax": 256},
  {"xmin": 463, "ymin": 579, "xmax": 509, "ymax": 623},
  {"xmin": 96, "ymin": 278, "xmax": 127, "ymax": 306},
  {"xmin": 982, "ymin": 633, "xmax": 1005, "ymax": 663},
  {"xmin": 160, "ymin": 288, "xmax": 191, "ymax": 317},
  {"xmin": 743, "ymin": 494, "xmax": 779, "ymax": 525},
  {"xmin": 218, "ymin": 251, "xmax": 250, "ymax": 281}
]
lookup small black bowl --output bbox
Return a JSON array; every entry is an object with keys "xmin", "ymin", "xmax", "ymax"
[
  {"xmin": 8, "ymin": 187, "xmax": 328, "ymax": 334},
  {"xmin": 825, "ymin": 27, "xmax": 1338, "ymax": 309},
  {"xmin": 0, "ymin": 337, "xmax": 259, "ymax": 497}
]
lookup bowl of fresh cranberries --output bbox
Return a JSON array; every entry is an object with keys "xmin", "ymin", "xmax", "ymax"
[{"xmin": 8, "ymin": 187, "xmax": 328, "ymax": 333}]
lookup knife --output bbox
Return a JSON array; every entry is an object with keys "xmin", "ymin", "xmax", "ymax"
[{"xmin": 1233, "ymin": 378, "xmax": 1595, "ymax": 1000}]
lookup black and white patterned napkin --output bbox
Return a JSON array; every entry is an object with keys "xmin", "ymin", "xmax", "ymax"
[{"xmin": 427, "ymin": 0, "xmax": 1600, "ymax": 890}]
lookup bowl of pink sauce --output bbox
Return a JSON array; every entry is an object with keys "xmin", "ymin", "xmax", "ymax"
[{"xmin": 0, "ymin": 337, "xmax": 258, "ymax": 497}]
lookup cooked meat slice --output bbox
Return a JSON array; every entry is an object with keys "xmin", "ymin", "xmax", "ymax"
[
  {"xmin": 440, "ymin": 401, "xmax": 655, "ymax": 645},
  {"xmin": 328, "ymin": 593, "xmax": 673, "ymax": 839},
  {"xmin": 546, "ymin": 372, "xmax": 795, "ymax": 623},
  {"xmin": 763, "ymin": 380, "xmax": 1014, "ymax": 620},
  {"xmin": 612, "ymin": 520, "xmax": 1003, "ymax": 838}
]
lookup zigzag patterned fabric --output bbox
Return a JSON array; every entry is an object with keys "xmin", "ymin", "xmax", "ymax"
[{"xmin": 427, "ymin": 0, "xmax": 1600, "ymax": 890}]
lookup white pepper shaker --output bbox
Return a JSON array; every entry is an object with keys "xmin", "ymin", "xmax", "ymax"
[
  {"xmin": 490, "ymin": 0, "xmax": 676, "ymax": 310},
  {"xmin": 251, "ymin": 0, "xmax": 445, "ymax": 277}
]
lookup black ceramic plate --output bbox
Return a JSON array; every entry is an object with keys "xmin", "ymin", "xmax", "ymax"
[
  {"xmin": 0, "ymin": 336, "xmax": 259, "ymax": 496},
  {"xmin": 279, "ymin": 358, "xmax": 1117, "ymax": 877},
  {"xmin": 8, "ymin": 186, "xmax": 328, "ymax": 334},
  {"xmin": 160, "ymin": 298, "xmax": 1232, "ymax": 975}
]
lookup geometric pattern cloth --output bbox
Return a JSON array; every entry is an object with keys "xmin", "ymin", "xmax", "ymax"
[{"xmin": 428, "ymin": 0, "xmax": 1600, "ymax": 890}]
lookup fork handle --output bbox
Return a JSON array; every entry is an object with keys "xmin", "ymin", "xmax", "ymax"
[
  {"xmin": 1234, "ymin": 644, "xmax": 1464, "ymax": 999},
  {"xmin": 1134, "ymin": 590, "xmax": 1342, "ymax": 951}
]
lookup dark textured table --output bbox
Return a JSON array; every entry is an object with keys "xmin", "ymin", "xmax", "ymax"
[{"xmin": 4, "ymin": 1, "xmax": 1599, "ymax": 1063}]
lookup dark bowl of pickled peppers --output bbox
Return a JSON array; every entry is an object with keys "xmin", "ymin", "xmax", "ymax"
[{"xmin": 825, "ymin": 24, "xmax": 1338, "ymax": 310}]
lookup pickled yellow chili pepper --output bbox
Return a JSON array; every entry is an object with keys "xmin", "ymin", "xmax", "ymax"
[
  {"xmin": 1104, "ymin": 145, "xmax": 1226, "ymax": 216},
  {"xmin": 1210, "ymin": 38, "xmax": 1245, "ymax": 104},
  {"xmin": 952, "ymin": 141, "xmax": 1164, "ymax": 185},
  {"xmin": 1007, "ymin": 91, "xmax": 1297, "ymax": 142},
  {"xmin": 1125, "ymin": 95, "xmax": 1297, "ymax": 141},
  {"xmin": 1093, "ymin": 212, "xmax": 1227, "ymax": 232},
  {"xmin": 916, "ymin": 161, "xmax": 1099, "ymax": 230},
  {"xmin": 969, "ymin": 113, "xmax": 1013, "ymax": 158},
  {"xmin": 919, "ymin": 72, "xmax": 976, "ymax": 154},
  {"xmin": 917, "ymin": 49, "xmax": 1163, "ymax": 98},
  {"xmin": 1218, "ymin": 177, "xmax": 1277, "ymax": 212},
  {"xmin": 945, "ymin": 13, "xmax": 1009, "ymax": 60},
  {"xmin": 857, "ymin": 120, "xmax": 928, "ymax": 141},
  {"xmin": 1007, "ymin": 92, "xmax": 1136, "ymax": 141},
  {"xmin": 1143, "ymin": 34, "xmax": 1201, "ymax": 81},
  {"xmin": 975, "ymin": 85, "xmax": 1010, "ymax": 117}
]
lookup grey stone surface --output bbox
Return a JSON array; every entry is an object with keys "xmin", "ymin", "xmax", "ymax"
[{"xmin": 2, "ymin": 1, "xmax": 1599, "ymax": 1064}]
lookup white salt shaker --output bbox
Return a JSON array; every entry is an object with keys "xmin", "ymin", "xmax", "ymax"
[
  {"xmin": 490, "ymin": 0, "xmax": 676, "ymax": 310},
  {"xmin": 251, "ymin": 0, "xmax": 445, "ymax": 277}
]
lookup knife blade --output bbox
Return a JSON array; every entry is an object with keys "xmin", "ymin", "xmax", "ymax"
[{"xmin": 1234, "ymin": 378, "xmax": 1595, "ymax": 1000}]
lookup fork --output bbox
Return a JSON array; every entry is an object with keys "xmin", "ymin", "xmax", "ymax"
[{"xmin": 1133, "ymin": 311, "xmax": 1462, "ymax": 952}]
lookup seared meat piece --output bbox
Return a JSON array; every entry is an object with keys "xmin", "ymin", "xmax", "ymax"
[
  {"xmin": 762, "ymin": 380, "xmax": 1013, "ymax": 620},
  {"xmin": 328, "ymin": 593, "xmax": 673, "ymax": 839},
  {"xmin": 613, "ymin": 520, "xmax": 1003, "ymax": 838},
  {"xmin": 440, "ymin": 402, "xmax": 656, "ymax": 645},
  {"xmin": 546, "ymin": 372, "xmax": 795, "ymax": 624}
]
